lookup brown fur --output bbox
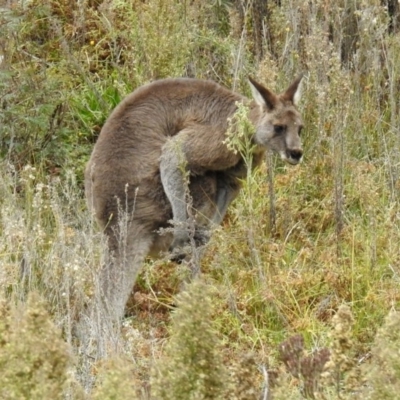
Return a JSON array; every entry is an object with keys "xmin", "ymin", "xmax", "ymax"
[{"xmin": 84, "ymin": 76, "xmax": 304, "ymax": 321}]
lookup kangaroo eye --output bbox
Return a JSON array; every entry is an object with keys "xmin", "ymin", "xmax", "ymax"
[
  {"xmin": 298, "ymin": 126, "xmax": 303, "ymax": 136},
  {"xmin": 274, "ymin": 125, "xmax": 286, "ymax": 135}
]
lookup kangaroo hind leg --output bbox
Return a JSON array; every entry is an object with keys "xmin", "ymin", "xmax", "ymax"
[
  {"xmin": 76, "ymin": 228, "xmax": 153, "ymax": 358},
  {"xmin": 98, "ymin": 228, "xmax": 153, "ymax": 323}
]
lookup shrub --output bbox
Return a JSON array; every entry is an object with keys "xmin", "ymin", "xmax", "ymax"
[
  {"xmin": 151, "ymin": 279, "xmax": 228, "ymax": 400},
  {"xmin": 0, "ymin": 293, "xmax": 71, "ymax": 400}
]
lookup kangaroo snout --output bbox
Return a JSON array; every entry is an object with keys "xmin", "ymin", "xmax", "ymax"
[{"xmin": 286, "ymin": 148, "xmax": 303, "ymax": 164}]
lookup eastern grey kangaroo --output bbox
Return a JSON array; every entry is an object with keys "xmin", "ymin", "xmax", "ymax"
[{"xmin": 85, "ymin": 76, "xmax": 304, "ymax": 321}]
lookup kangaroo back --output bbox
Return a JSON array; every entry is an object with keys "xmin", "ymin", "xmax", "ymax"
[{"xmin": 85, "ymin": 79, "xmax": 242, "ymax": 231}]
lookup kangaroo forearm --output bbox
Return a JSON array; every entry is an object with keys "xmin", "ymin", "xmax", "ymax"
[
  {"xmin": 160, "ymin": 140, "xmax": 189, "ymax": 232},
  {"xmin": 212, "ymin": 182, "xmax": 240, "ymax": 225},
  {"xmin": 212, "ymin": 189, "xmax": 232, "ymax": 225}
]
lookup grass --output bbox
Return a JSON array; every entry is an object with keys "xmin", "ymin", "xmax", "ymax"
[{"xmin": 1, "ymin": 0, "xmax": 400, "ymax": 398}]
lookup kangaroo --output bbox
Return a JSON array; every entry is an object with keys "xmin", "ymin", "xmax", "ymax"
[{"xmin": 84, "ymin": 76, "xmax": 304, "ymax": 322}]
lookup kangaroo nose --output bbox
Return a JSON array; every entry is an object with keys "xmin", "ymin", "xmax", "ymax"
[{"xmin": 288, "ymin": 149, "xmax": 303, "ymax": 161}]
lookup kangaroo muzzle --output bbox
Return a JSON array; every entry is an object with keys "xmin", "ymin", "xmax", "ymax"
[{"xmin": 284, "ymin": 148, "xmax": 303, "ymax": 165}]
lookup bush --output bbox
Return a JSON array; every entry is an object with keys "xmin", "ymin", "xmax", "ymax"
[
  {"xmin": 0, "ymin": 293, "xmax": 71, "ymax": 400},
  {"xmin": 152, "ymin": 279, "xmax": 228, "ymax": 400}
]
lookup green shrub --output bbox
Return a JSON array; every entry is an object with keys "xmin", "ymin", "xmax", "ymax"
[
  {"xmin": 363, "ymin": 311, "xmax": 400, "ymax": 399},
  {"xmin": 0, "ymin": 293, "xmax": 71, "ymax": 400},
  {"xmin": 91, "ymin": 357, "xmax": 138, "ymax": 400},
  {"xmin": 151, "ymin": 279, "xmax": 228, "ymax": 400}
]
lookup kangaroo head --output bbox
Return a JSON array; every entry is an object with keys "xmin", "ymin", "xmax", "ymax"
[{"xmin": 249, "ymin": 75, "xmax": 304, "ymax": 165}]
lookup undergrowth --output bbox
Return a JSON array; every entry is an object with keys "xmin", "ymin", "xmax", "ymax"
[{"xmin": 1, "ymin": 0, "xmax": 400, "ymax": 398}]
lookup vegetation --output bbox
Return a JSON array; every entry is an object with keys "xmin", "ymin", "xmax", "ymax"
[{"xmin": 1, "ymin": 0, "xmax": 400, "ymax": 398}]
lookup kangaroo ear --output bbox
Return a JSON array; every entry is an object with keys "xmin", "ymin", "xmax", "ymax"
[
  {"xmin": 248, "ymin": 76, "xmax": 278, "ymax": 110},
  {"xmin": 282, "ymin": 74, "xmax": 303, "ymax": 106}
]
